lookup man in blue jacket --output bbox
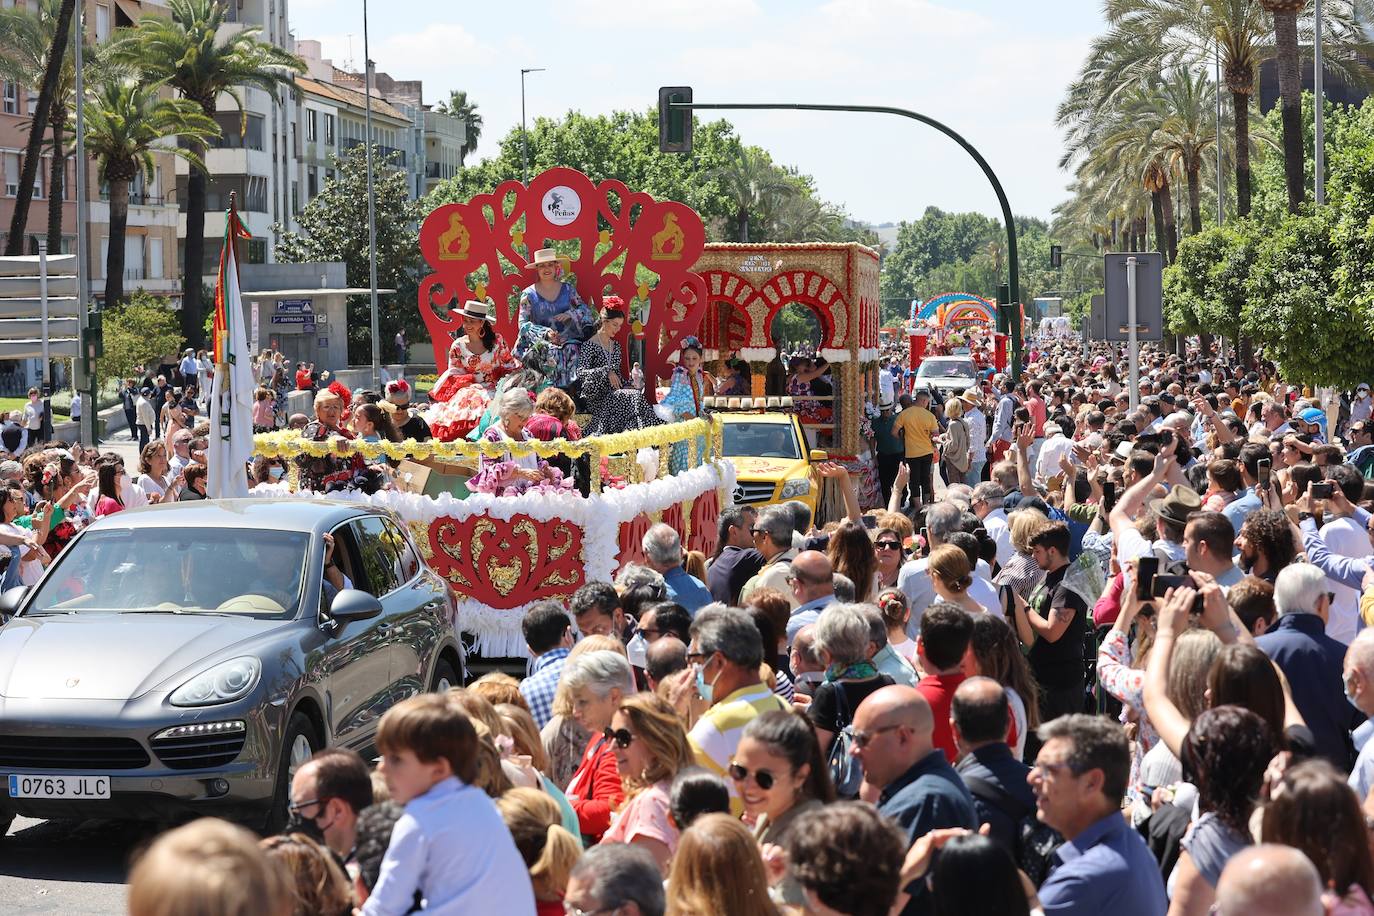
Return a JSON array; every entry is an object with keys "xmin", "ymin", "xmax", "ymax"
[{"xmin": 1256, "ymin": 562, "xmax": 1363, "ymax": 769}]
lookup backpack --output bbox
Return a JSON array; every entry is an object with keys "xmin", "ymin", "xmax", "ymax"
[
  {"xmin": 962, "ymin": 774, "xmax": 1063, "ymax": 887},
  {"xmin": 828, "ymin": 685, "xmax": 865, "ymax": 799}
]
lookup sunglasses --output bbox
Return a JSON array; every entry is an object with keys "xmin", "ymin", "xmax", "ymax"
[
  {"xmin": 603, "ymin": 727, "xmax": 635, "ymax": 750},
  {"xmin": 728, "ymin": 762, "xmax": 776, "ymax": 790},
  {"xmin": 850, "ymin": 723, "xmax": 904, "ymax": 749},
  {"xmin": 875, "ymin": 540, "xmax": 902, "ymax": 550}
]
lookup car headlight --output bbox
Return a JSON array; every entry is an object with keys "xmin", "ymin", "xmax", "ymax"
[
  {"xmin": 780, "ymin": 479, "xmax": 811, "ymax": 499},
  {"xmin": 169, "ymin": 657, "xmax": 261, "ymax": 707}
]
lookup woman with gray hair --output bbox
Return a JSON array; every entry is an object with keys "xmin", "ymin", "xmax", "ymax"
[
  {"xmin": 805, "ymin": 603, "xmax": 895, "ymax": 759},
  {"xmin": 561, "ymin": 650, "xmax": 635, "ymax": 844},
  {"xmin": 467, "ymin": 387, "xmax": 569, "ymax": 497}
]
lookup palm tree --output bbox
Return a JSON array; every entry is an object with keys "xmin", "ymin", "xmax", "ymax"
[
  {"xmin": 709, "ymin": 145, "xmax": 797, "ymax": 243},
  {"xmin": 0, "ymin": 0, "xmax": 116, "ymax": 254},
  {"xmin": 112, "ymin": 0, "xmax": 302, "ymax": 345},
  {"xmin": 1, "ymin": 0, "xmax": 72, "ymax": 256},
  {"xmin": 1072, "ymin": 1, "xmax": 1374, "ymax": 219},
  {"xmin": 1262, "ymin": 0, "xmax": 1307, "ymax": 212},
  {"xmin": 436, "ymin": 89, "xmax": 482, "ymax": 164},
  {"xmin": 83, "ymin": 78, "xmax": 215, "ymax": 307},
  {"xmin": 1148, "ymin": 69, "xmax": 1222, "ymax": 234}
]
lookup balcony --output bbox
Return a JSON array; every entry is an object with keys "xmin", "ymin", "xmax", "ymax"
[
  {"xmin": 124, "ymin": 266, "xmax": 145, "ymax": 281},
  {"xmin": 100, "ymin": 189, "xmax": 167, "ymax": 207},
  {"xmin": 341, "ymin": 138, "xmax": 407, "ymax": 167}
]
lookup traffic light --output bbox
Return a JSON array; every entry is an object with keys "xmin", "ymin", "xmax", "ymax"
[
  {"xmin": 1050, "ymin": 244, "xmax": 1062, "ymax": 269},
  {"xmin": 658, "ymin": 87, "xmax": 693, "ymax": 154},
  {"xmin": 87, "ymin": 309, "xmax": 103, "ymax": 357}
]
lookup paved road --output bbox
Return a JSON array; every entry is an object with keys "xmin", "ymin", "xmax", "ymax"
[{"xmin": 0, "ymin": 816, "xmax": 158, "ymax": 914}]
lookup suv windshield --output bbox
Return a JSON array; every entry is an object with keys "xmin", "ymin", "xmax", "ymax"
[
  {"xmin": 917, "ymin": 359, "xmax": 977, "ymax": 380},
  {"xmin": 24, "ymin": 528, "xmax": 311, "ymax": 619},
  {"xmin": 722, "ymin": 422, "xmax": 802, "ymax": 459}
]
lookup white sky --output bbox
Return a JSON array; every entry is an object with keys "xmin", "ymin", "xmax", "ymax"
[{"xmin": 289, "ymin": 0, "xmax": 1103, "ymax": 224}]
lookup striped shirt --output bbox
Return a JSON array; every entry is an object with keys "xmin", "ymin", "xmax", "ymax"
[{"xmin": 688, "ymin": 682, "xmax": 790, "ymax": 812}]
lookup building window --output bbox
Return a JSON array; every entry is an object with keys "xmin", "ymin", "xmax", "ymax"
[
  {"xmin": 247, "ymin": 239, "xmax": 267, "ymax": 264},
  {"xmin": 2, "ymin": 82, "xmax": 16, "ymax": 115},
  {"xmin": 212, "ymin": 112, "xmax": 265, "ymax": 151},
  {"xmin": 306, "ymin": 167, "xmax": 317, "ymax": 200},
  {"xmin": 324, "ymin": 114, "xmax": 335, "ymax": 145},
  {"xmin": 306, "ymin": 110, "xmax": 317, "ymax": 142},
  {"xmin": 3, "ymin": 152, "xmax": 18, "ymax": 197}
]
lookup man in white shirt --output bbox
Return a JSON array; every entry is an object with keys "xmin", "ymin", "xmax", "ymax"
[
  {"xmin": 1035, "ymin": 422, "xmax": 1074, "ymax": 486},
  {"xmin": 971, "ymin": 481, "xmax": 1014, "ymax": 569},
  {"xmin": 879, "ymin": 359, "xmax": 896, "ymax": 408},
  {"xmin": 960, "ymin": 388, "xmax": 987, "ymax": 486},
  {"xmin": 1351, "ymin": 384, "xmax": 1372, "ymax": 435},
  {"xmin": 1318, "ymin": 467, "xmax": 1368, "ymax": 643},
  {"xmin": 134, "ymin": 387, "xmax": 156, "ymax": 450},
  {"xmin": 990, "ymin": 375, "xmax": 1017, "ymax": 465},
  {"xmin": 178, "ymin": 348, "xmax": 198, "ymax": 387}
]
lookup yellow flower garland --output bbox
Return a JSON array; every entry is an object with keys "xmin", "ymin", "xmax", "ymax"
[{"xmin": 254, "ymin": 417, "xmax": 721, "ymax": 465}]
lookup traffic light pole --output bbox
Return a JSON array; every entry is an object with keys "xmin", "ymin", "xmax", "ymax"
[{"xmin": 668, "ymin": 100, "xmax": 1023, "ymax": 379}]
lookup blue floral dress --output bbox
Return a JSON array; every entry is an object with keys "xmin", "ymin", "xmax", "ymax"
[
  {"xmin": 654, "ymin": 365, "xmax": 714, "ymax": 470},
  {"xmin": 516, "ymin": 282, "xmax": 596, "ymax": 389}
]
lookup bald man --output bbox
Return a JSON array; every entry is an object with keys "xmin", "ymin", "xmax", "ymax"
[
  {"xmin": 645, "ymin": 636, "xmax": 687, "ymax": 693},
  {"xmin": 853, "ymin": 684, "xmax": 976, "ymax": 847},
  {"xmin": 1215, "ymin": 845, "xmax": 1323, "ymax": 916},
  {"xmin": 785, "ymin": 551, "xmax": 836, "ymax": 646},
  {"xmin": 1344, "ymin": 629, "xmax": 1374, "ymax": 800}
]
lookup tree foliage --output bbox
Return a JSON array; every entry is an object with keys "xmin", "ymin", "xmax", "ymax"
[
  {"xmin": 274, "ymin": 144, "xmax": 423, "ymax": 365},
  {"xmin": 1164, "ymin": 223, "xmax": 1255, "ymax": 341},
  {"xmin": 426, "ymin": 108, "xmax": 875, "ymax": 247},
  {"xmin": 879, "ymin": 208, "xmax": 1061, "ymax": 326},
  {"xmin": 96, "ymin": 291, "xmax": 185, "ymax": 380}
]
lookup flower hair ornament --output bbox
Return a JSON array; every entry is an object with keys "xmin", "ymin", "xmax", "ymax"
[
  {"xmin": 679, "ymin": 336, "xmax": 704, "ymax": 356},
  {"xmin": 41, "ymin": 463, "xmax": 58, "ymax": 487},
  {"xmin": 327, "ymin": 380, "xmax": 352, "ymax": 410},
  {"xmin": 385, "ymin": 378, "xmax": 410, "ymax": 396}
]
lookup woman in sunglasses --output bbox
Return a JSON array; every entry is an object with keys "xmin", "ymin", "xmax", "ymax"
[
  {"xmin": 601, "ymin": 693, "xmax": 694, "ymax": 876},
  {"xmin": 730, "ymin": 709, "xmax": 835, "ymax": 907},
  {"xmin": 561, "ymin": 650, "xmax": 634, "ymax": 844},
  {"xmin": 873, "ymin": 527, "xmax": 906, "ymax": 593}
]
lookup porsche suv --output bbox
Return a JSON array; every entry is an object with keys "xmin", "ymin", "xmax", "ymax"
[{"xmin": 0, "ymin": 499, "xmax": 463, "ymax": 833}]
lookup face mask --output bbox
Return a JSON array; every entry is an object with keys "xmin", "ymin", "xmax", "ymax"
[
  {"xmin": 626, "ymin": 631, "xmax": 648, "ymax": 669},
  {"xmin": 695, "ymin": 658, "xmax": 720, "ymax": 704},
  {"xmin": 269, "ymin": 466, "xmax": 286, "ymax": 480},
  {"xmin": 283, "ymin": 810, "xmax": 327, "ymax": 844}
]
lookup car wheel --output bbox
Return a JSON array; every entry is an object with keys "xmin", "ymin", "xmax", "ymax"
[
  {"xmin": 430, "ymin": 657, "xmax": 459, "ymax": 694},
  {"xmin": 263, "ymin": 711, "xmax": 319, "ymax": 835}
]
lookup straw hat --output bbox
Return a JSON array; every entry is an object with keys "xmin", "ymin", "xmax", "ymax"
[
  {"xmin": 458, "ymin": 300, "xmax": 493, "ymax": 321},
  {"xmin": 524, "ymin": 248, "xmax": 560, "ymax": 270}
]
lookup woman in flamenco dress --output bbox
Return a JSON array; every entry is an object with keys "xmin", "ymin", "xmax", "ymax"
[
  {"xmin": 426, "ymin": 299, "xmax": 521, "ymax": 442},
  {"xmin": 515, "ymin": 248, "xmax": 597, "ymax": 389},
  {"xmin": 654, "ymin": 336, "xmax": 715, "ymax": 470}
]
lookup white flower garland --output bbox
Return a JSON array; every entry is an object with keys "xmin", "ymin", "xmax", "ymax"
[{"xmin": 251, "ymin": 460, "xmax": 736, "ymax": 657}]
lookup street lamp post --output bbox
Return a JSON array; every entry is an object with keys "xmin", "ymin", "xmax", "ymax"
[
  {"xmin": 520, "ymin": 67, "xmax": 545, "ymax": 184},
  {"xmin": 1316, "ymin": 0, "xmax": 1326, "ymax": 205},
  {"xmin": 363, "ymin": 0, "xmax": 380, "ymax": 390}
]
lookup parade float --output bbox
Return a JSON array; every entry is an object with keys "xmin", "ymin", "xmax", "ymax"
[
  {"xmin": 252, "ymin": 167, "xmax": 736, "ymax": 656},
  {"xmin": 907, "ymin": 292, "xmax": 1026, "ymax": 376}
]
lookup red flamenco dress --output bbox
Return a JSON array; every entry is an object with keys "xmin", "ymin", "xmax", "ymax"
[{"xmin": 426, "ymin": 335, "xmax": 521, "ymax": 442}]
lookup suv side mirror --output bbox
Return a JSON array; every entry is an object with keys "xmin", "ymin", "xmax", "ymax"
[
  {"xmin": 808, "ymin": 449, "xmax": 829, "ymax": 463},
  {"xmin": 328, "ymin": 588, "xmax": 383, "ymax": 625},
  {"xmin": 0, "ymin": 585, "xmax": 26, "ymax": 619}
]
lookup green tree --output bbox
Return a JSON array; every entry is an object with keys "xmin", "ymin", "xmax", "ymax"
[
  {"xmin": 0, "ymin": 0, "xmax": 110, "ymax": 253},
  {"xmin": 96, "ymin": 291, "xmax": 185, "ymax": 381},
  {"xmin": 427, "ymin": 108, "xmax": 857, "ymax": 246},
  {"xmin": 275, "ymin": 144, "xmax": 422, "ymax": 365},
  {"xmin": 1, "ymin": 0, "xmax": 73, "ymax": 255},
  {"xmin": 83, "ymin": 78, "xmax": 215, "ymax": 306},
  {"xmin": 1244, "ymin": 208, "xmax": 1374, "ymax": 384},
  {"xmin": 112, "ymin": 0, "xmax": 302, "ymax": 346},
  {"xmin": 1165, "ymin": 222, "xmax": 1256, "ymax": 341},
  {"xmin": 435, "ymin": 89, "xmax": 482, "ymax": 164}
]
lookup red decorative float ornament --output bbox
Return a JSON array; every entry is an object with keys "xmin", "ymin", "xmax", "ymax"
[
  {"xmin": 418, "ymin": 167, "xmax": 709, "ymax": 394},
  {"xmin": 427, "ymin": 512, "xmax": 585, "ymax": 610}
]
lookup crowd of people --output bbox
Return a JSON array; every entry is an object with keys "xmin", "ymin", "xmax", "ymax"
[{"xmin": 97, "ymin": 332, "xmax": 1374, "ymax": 916}]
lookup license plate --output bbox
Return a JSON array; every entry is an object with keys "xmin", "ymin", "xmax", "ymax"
[{"xmin": 8, "ymin": 773, "xmax": 110, "ymax": 799}]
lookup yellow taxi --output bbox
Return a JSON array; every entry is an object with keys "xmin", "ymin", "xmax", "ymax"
[{"xmin": 711, "ymin": 397, "xmax": 824, "ymax": 515}]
